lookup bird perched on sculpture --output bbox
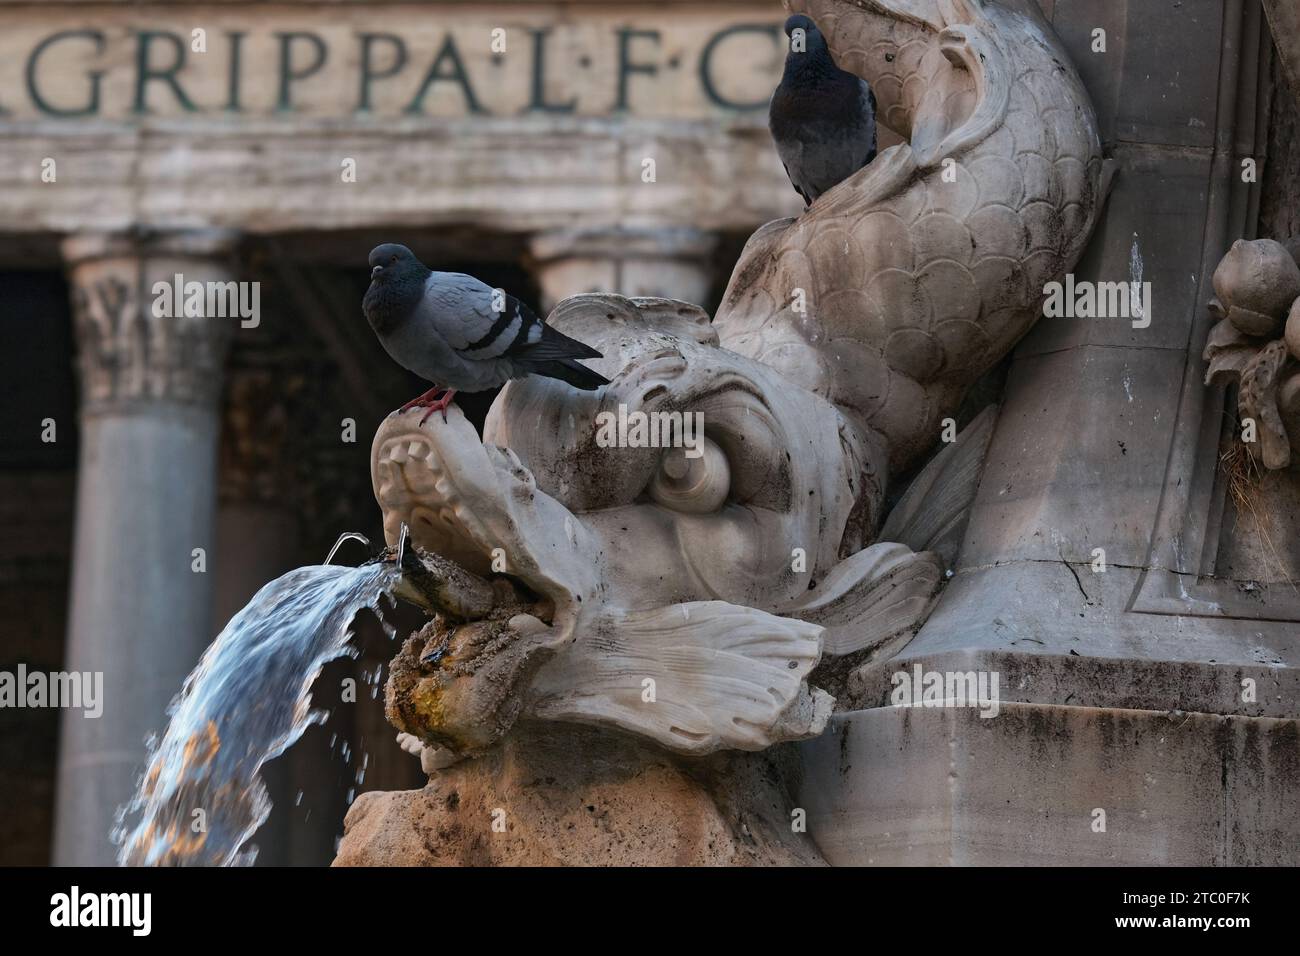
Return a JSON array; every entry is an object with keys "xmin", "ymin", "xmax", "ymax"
[
  {"xmin": 362, "ymin": 243, "xmax": 609, "ymax": 423},
  {"xmin": 769, "ymin": 13, "xmax": 878, "ymax": 206}
]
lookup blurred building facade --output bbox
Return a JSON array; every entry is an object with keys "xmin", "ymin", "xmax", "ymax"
[{"xmin": 0, "ymin": 0, "xmax": 802, "ymax": 865}]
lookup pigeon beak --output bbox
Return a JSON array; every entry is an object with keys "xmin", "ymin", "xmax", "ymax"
[{"xmin": 371, "ymin": 265, "xmax": 383, "ymax": 278}]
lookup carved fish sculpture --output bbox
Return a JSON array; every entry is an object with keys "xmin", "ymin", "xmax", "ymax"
[
  {"xmin": 371, "ymin": 0, "xmax": 1107, "ymax": 760},
  {"xmin": 716, "ymin": 0, "xmax": 1108, "ymax": 471}
]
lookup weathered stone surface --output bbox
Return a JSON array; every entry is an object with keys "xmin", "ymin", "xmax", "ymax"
[
  {"xmin": 334, "ymin": 723, "xmax": 824, "ymax": 866},
  {"xmin": 1264, "ymin": 0, "xmax": 1300, "ymax": 102},
  {"xmin": 799, "ymin": 705, "xmax": 1300, "ymax": 866},
  {"xmin": 0, "ymin": 3, "xmax": 803, "ymax": 234},
  {"xmin": 1059, "ymin": 0, "xmax": 1224, "ymax": 150}
]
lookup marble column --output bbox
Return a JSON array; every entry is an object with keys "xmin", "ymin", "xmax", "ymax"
[
  {"xmin": 528, "ymin": 227, "xmax": 719, "ymax": 313},
  {"xmin": 53, "ymin": 230, "xmax": 238, "ymax": 865}
]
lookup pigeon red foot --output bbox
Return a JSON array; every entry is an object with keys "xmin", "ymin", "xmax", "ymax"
[
  {"xmin": 398, "ymin": 385, "xmax": 446, "ymax": 413},
  {"xmin": 394, "ymin": 385, "xmax": 458, "ymax": 424},
  {"xmin": 416, "ymin": 389, "xmax": 457, "ymax": 424}
]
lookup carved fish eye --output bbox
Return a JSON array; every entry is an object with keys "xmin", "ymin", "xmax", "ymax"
[{"xmin": 648, "ymin": 437, "xmax": 730, "ymax": 513}]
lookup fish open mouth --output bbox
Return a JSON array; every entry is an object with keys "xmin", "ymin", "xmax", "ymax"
[
  {"xmin": 379, "ymin": 549, "xmax": 559, "ymax": 755},
  {"xmin": 386, "ymin": 542, "xmax": 554, "ymax": 630},
  {"xmin": 370, "ymin": 407, "xmax": 599, "ymax": 754},
  {"xmin": 372, "ymin": 406, "xmax": 599, "ymax": 632}
]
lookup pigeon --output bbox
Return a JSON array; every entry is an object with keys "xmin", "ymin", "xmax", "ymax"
[
  {"xmin": 362, "ymin": 243, "xmax": 609, "ymax": 423},
  {"xmin": 769, "ymin": 13, "xmax": 878, "ymax": 206}
]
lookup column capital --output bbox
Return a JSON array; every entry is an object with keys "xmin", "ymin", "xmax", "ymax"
[{"xmin": 61, "ymin": 229, "xmax": 243, "ymax": 414}]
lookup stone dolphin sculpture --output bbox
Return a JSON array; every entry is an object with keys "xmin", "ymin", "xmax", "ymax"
[{"xmin": 370, "ymin": 0, "xmax": 1108, "ymax": 762}]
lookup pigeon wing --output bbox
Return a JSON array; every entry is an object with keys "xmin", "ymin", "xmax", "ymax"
[
  {"xmin": 423, "ymin": 273, "xmax": 527, "ymax": 358},
  {"xmin": 419, "ymin": 272, "xmax": 606, "ymax": 390}
]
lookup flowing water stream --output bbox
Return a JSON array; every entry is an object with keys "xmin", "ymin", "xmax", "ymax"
[{"xmin": 114, "ymin": 562, "xmax": 402, "ymax": 866}]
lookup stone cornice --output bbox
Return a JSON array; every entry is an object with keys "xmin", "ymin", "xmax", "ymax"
[{"xmin": 3, "ymin": 123, "xmax": 796, "ymax": 237}]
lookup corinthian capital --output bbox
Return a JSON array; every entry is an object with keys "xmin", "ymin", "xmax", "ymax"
[{"xmin": 62, "ymin": 230, "xmax": 241, "ymax": 413}]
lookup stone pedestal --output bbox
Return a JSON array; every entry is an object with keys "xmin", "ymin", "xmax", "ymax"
[
  {"xmin": 529, "ymin": 227, "xmax": 719, "ymax": 312},
  {"xmin": 334, "ymin": 723, "xmax": 824, "ymax": 866},
  {"xmin": 52, "ymin": 230, "xmax": 237, "ymax": 866},
  {"xmin": 800, "ymin": 704, "xmax": 1299, "ymax": 865}
]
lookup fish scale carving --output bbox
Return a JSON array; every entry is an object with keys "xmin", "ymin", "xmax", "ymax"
[{"xmin": 716, "ymin": 0, "xmax": 1106, "ymax": 472}]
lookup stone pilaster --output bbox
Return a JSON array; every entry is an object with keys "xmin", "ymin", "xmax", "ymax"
[
  {"xmin": 53, "ymin": 229, "xmax": 239, "ymax": 866},
  {"xmin": 528, "ymin": 227, "xmax": 719, "ymax": 313}
]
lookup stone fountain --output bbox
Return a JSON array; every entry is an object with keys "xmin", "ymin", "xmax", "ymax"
[
  {"xmin": 335, "ymin": 0, "xmax": 1299, "ymax": 866},
  {"xmin": 331, "ymin": 0, "xmax": 1115, "ymax": 866}
]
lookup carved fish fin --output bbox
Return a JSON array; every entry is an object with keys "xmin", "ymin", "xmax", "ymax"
[
  {"xmin": 937, "ymin": 0, "xmax": 983, "ymax": 25},
  {"xmin": 878, "ymin": 404, "xmax": 999, "ymax": 567},
  {"xmin": 783, "ymin": 406, "xmax": 999, "ymax": 659},
  {"xmin": 789, "ymin": 542, "xmax": 943, "ymax": 657},
  {"xmin": 913, "ymin": 21, "xmax": 1011, "ymax": 164},
  {"xmin": 525, "ymin": 602, "xmax": 831, "ymax": 754}
]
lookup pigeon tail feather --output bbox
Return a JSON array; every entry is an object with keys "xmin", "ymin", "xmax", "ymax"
[
  {"xmin": 523, "ymin": 357, "xmax": 609, "ymax": 391},
  {"xmin": 510, "ymin": 321, "xmax": 604, "ymax": 362}
]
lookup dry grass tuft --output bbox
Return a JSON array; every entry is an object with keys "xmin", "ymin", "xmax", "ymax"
[{"xmin": 1220, "ymin": 440, "xmax": 1296, "ymax": 592}]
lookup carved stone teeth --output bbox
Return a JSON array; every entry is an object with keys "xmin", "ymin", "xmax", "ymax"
[
  {"xmin": 408, "ymin": 440, "xmax": 429, "ymax": 460},
  {"xmin": 452, "ymin": 505, "xmax": 488, "ymax": 542},
  {"xmin": 389, "ymin": 442, "xmax": 409, "ymax": 464}
]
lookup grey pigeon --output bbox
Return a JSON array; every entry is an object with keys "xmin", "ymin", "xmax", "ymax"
[
  {"xmin": 363, "ymin": 243, "xmax": 608, "ymax": 422},
  {"xmin": 769, "ymin": 14, "xmax": 878, "ymax": 206}
]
